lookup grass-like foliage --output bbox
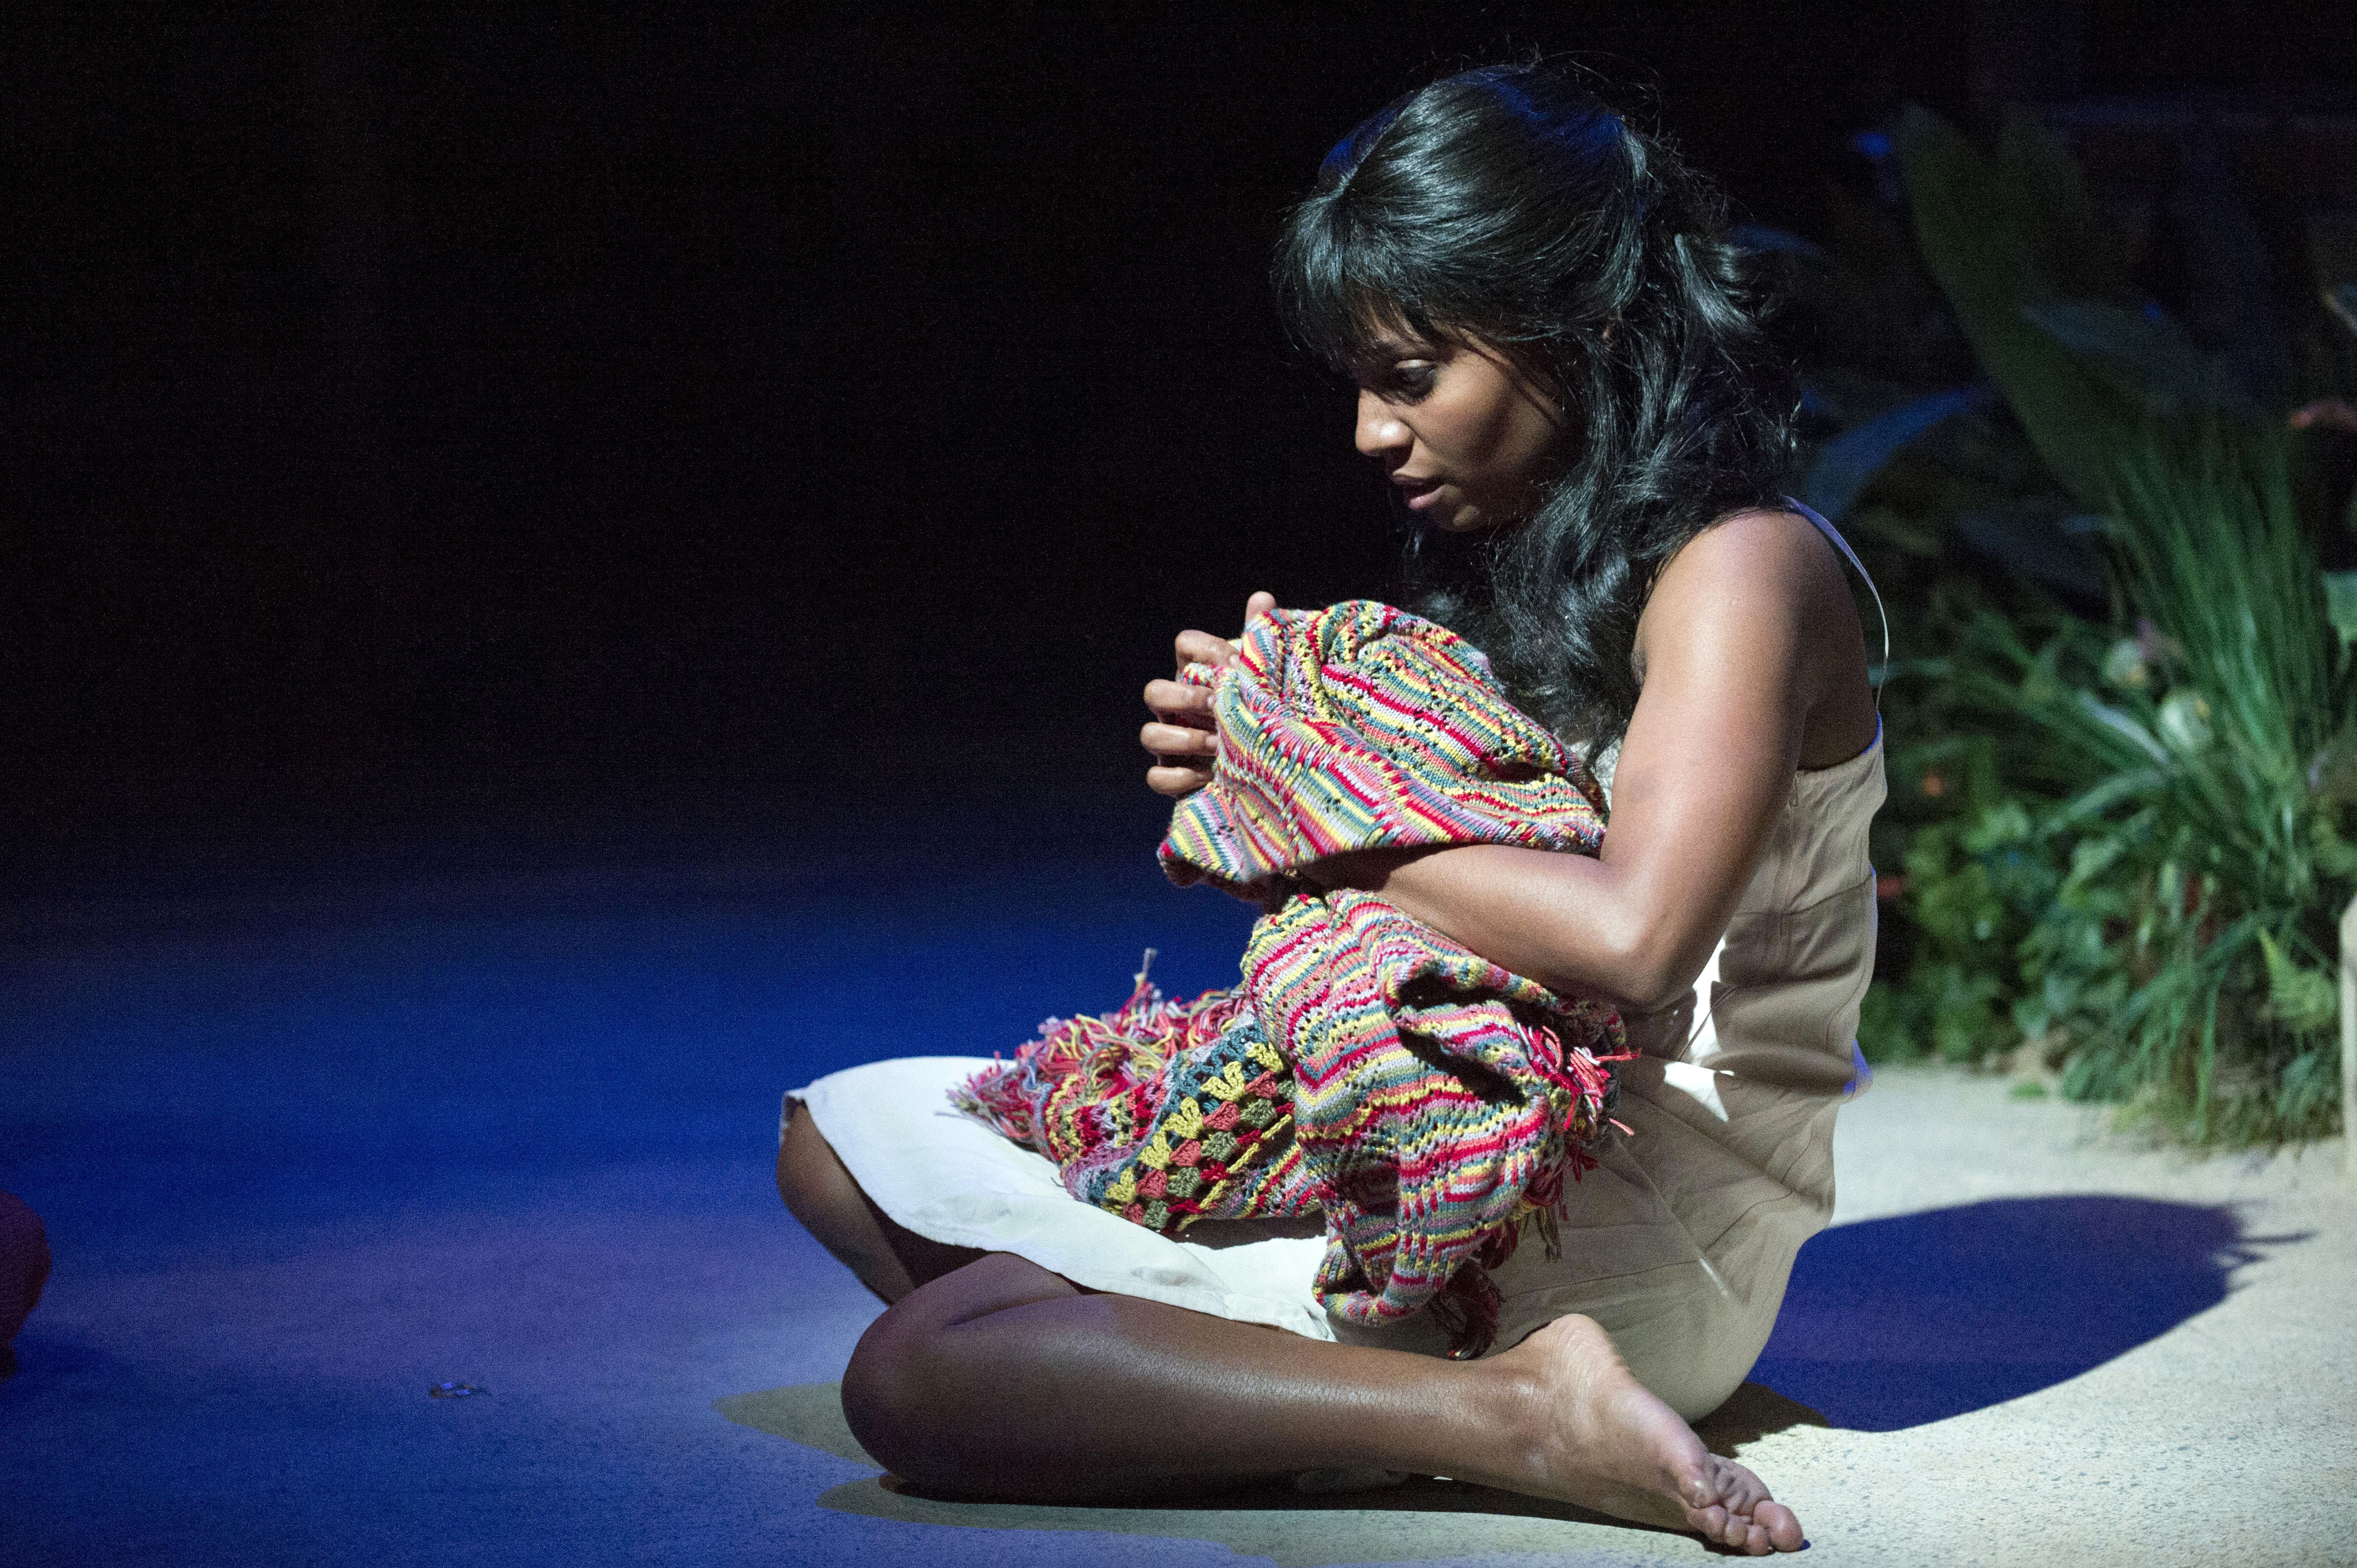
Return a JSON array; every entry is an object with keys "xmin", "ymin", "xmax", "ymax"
[{"xmin": 1894, "ymin": 425, "xmax": 2351, "ymax": 1145}]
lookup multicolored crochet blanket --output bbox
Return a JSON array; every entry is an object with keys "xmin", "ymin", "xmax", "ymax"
[{"xmin": 955, "ymin": 601, "xmax": 1626, "ymax": 1356}]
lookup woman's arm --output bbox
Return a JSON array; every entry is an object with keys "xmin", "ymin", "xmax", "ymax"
[{"xmin": 1315, "ymin": 510, "xmax": 1866, "ymax": 1011}]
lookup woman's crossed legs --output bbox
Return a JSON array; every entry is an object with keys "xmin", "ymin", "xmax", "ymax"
[{"xmin": 776, "ymin": 1102, "xmax": 1804, "ymax": 1555}]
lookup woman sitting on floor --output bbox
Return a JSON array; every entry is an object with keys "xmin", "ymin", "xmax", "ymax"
[{"xmin": 776, "ymin": 62, "xmax": 1884, "ymax": 1557}]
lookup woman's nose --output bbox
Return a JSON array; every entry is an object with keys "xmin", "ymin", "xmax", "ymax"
[{"xmin": 1354, "ymin": 390, "xmax": 1410, "ymax": 461}]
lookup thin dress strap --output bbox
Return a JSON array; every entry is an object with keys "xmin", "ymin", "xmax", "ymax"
[{"xmin": 1785, "ymin": 497, "xmax": 1890, "ymax": 708}]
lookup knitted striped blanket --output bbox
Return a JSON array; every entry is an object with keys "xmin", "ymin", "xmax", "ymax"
[{"xmin": 955, "ymin": 601, "xmax": 1625, "ymax": 1356}]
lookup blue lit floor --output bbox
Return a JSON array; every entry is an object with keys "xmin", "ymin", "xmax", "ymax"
[{"xmin": 1, "ymin": 830, "xmax": 2344, "ymax": 1566}]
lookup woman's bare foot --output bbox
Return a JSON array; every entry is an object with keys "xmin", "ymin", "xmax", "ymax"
[{"xmin": 1475, "ymin": 1315, "xmax": 1805, "ymax": 1555}]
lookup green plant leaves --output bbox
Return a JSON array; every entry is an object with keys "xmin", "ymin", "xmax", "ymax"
[
  {"xmin": 1799, "ymin": 384, "xmax": 1993, "ymax": 523},
  {"xmin": 1990, "ymin": 107, "xmax": 2128, "ymax": 303},
  {"xmin": 2325, "ymin": 283, "xmax": 2357, "ymax": 337},
  {"xmin": 2323, "ymin": 572, "xmax": 2357, "ymax": 648},
  {"xmin": 1844, "ymin": 105, "xmax": 2353, "ymax": 1143},
  {"xmin": 1882, "ymin": 426, "xmax": 2352, "ymax": 1141},
  {"xmin": 2258, "ymin": 929, "xmax": 2338, "ymax": 1034},
  {"xmin": 1953, "ymin": 505, "xmax": 2109, "ymax": 599},
  {"xmin": 1896, "ymin": 105, "xmax": 2144, "ymax": 506},
  {"xmin": 2022, "ymin": 303, "xmax": 2243, "ymax": 417}
]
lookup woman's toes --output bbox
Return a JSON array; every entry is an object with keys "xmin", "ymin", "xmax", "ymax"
[
  {"xmin": 1715, "ymin": 1459, "xmax": 1768, "ymax": 1511},
  {"xmin": 1754, "ymin": 1500, "xmax": 1804, "ymax": 1552}
]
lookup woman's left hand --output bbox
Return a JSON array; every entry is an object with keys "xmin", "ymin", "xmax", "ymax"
[{"xmin": 1142, "ymin": 591, "xmax": 1278, "ymax": 798}]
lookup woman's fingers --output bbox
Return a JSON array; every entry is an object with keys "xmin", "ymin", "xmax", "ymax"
[
  {"xmin": 1140, "ymin": 720, "xmax": 1216, "ymax": 757},
  {"xmin": 1170, "ymin": 590, "xmax": 1279, "ymax": 677},
  {"xmin": 1145, "ymin": 761, "xmax": 1212, "ymax": 798},
  {"xmin": 1144, "ymin": 676, "xmax": 1219, "ymax": 796},
  {"xmin": 1172, "ymin": 629, "xmax": 1237, "ymax": 672},
  {"xmin": 1142, "ymin": 677, "xmax": 1215, "ymax": 723},
  {"xmin": 1142, "ymin": 712, "xmax": 1216, "ymax": 796},
  {"xmin": 1149, "ymin": 594, "xmax": 1274, "ymax": 799}
]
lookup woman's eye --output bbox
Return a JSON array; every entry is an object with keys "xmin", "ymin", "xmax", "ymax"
[{"xmin": 1385, "ymin": 362, "xmax": 1438, "ymax": 400}]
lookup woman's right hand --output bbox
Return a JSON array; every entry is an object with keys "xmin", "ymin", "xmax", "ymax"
[{"xmin": 1141, "ymin": 590, "xmax": 1277, "ymax": 798}]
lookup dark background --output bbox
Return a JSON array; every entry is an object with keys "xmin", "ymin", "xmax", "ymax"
[{"xmin": 9, "ymin": 1, "xmax": 2355, "ymax": 878}]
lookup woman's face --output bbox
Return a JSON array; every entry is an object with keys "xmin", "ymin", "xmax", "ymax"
[{"xmin": 1353, "ymin": 331, "xmax": 1564, "ymax": 533}]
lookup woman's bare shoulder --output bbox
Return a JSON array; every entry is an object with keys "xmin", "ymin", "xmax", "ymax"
[
  {"xmin": 1666, "ymin": 506, "xmax": 1835, "ymax": 583},
  {"xmin": 1637, "ymin": 506, "xmax": 1876, "ymax": 765},
  {"xmin": 1643, "ymin": 507, "xmax": 1848, "ymax": 636}
]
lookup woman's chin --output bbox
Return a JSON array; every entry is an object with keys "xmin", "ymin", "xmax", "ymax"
[
  {"xmin": 1397, "ymin": 487, "xmax": 1506, "ymax": 534},
  {"xmin": 1429, "ymin": 505, "xmax": 1499, "ymax": 534}
]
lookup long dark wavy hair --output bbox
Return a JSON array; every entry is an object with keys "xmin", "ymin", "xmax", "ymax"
[{"xmin": 1273, "ymin": 63, "xmax": 1798, "ymax": 748}]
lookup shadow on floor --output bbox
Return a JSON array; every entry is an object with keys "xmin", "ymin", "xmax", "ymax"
[{"xmin": 1752, "ymin": 1194, "xmax": 2269, "ymax": 1431}]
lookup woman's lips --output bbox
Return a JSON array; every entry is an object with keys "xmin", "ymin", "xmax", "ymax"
[{"xmin": 1395, "ymin": 477, "xmax": 1444, "ymax": 511}]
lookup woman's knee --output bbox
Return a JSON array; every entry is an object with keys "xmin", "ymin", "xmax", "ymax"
[
  {"xmin": 839, "ymin": 1254, "xmax": 1083, "ymax": 1489},
  {"xmin": 839, "ymin": 1294, "xmax": 938, "ymax": 1478},
  {"xmin": 840, "ymin": 1275, "xmax": 998, "ymax": 1487}
]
